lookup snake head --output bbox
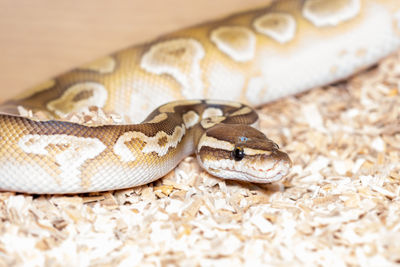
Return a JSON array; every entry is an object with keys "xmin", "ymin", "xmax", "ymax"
[{"xmin": 196, "ymin": 124, "xmax": 291, "ymax": 183}]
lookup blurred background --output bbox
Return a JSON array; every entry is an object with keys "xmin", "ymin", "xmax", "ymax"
[{"xmin": 0, "ymin": 0, "xmax": 270, "ymax": 102}]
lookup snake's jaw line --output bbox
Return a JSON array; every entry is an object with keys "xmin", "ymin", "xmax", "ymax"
[{"xmin": 197, "ymin": 149, "xmax": 291, "ymax": 184}]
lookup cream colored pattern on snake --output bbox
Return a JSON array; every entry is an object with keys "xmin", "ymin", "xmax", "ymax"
[
  {"xmin": 0, "ymin": 0, "xmax": 400, "ymax": 194},
  {"xmin": 210, "ymin": 26, "xmax": 256, "ymax": 62},
  {"xmin": 47, "ymin": 82, "xmax": 108, "ymax": 117},
  {"xmin": 182, "ymin": 111, "xmax": 200, "ymax": 129},
  {"xmin": 18, "ymin": 134, "xmax": 106, "ymax": 184},
  {"xmin": 253, "ymin": 13, "xmax": 297, "ymax": 44},
  {"xmin": 146, "ymin": 113, "xmax": 168, "ymax": 124},
  {"xmin": 200, "ymin": 116, "xmax": 226, "ymax": 129},
  {"xmin": 197, "ymin": 135, "xmax": 234, "ymax": 153},
  {"xmin": 140, "ymin": 39, "xmax": 205, "ymax": 99},
  {"xmin": 202, "ymin": 108, "xmax": 223, "ymax": 119},
  {"xmin": 230, "ymin": 107, "xmax": 253, "ymax": 117},
  {"xmin": 114, "ymin": 125, "xmax": 185, "ymax": 162},
  {"xmin": 303, "ymin": 0, "xmax": 360, "ymax": 27}
]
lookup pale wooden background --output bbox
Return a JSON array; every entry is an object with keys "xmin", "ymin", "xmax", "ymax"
[{"xmin": 0, "ymin": 0, "xmax": 269, "ymax": 102}]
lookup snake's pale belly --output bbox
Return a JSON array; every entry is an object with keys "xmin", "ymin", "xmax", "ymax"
[{"xmin": 0, "ymin": 0, "xmax": 399, "ymax": 193}]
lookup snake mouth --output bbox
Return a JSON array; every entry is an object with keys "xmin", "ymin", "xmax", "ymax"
[
  {"xmin": 210, "ymin": 168, "xmax": 286, "ymax": 183},
  {"xmin": 205, "ymin": 157, "xmax": 291, "ymax": 183},
  {"xmin": 226, "ymin": 162, "xmax": 289, "ymax": 183}
]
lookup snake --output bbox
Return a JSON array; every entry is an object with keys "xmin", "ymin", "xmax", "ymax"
[{"xmin": 0, "ymin": 0, "xmax": 399, "ymax": 194}]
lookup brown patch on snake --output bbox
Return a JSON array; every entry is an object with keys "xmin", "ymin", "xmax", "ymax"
[
  {"xmin": 72, "ymin": 89, "xmax": 94, "ymax": 102},
  {"xmin": 198, "ymin": 146, "xmax": 231, "ymax": 162},
  {"xmin": 125, "ymin": 137, "xmax": 147, "ymax": 151},
  {"xmin": 46, "ymin": 143, "xmax": 70, "ymax": 153},
  {"xmin": 157, "ymin": 136, "xmax": 168, "ymax": 147},
  {"xmin": 204, "ymin": 124, "xmax": 269, "ymax": 150}
]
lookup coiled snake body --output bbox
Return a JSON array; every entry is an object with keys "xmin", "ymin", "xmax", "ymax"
[{"xmin": 0, "ymin": 0, "xmax": 399, "ymax": 193}]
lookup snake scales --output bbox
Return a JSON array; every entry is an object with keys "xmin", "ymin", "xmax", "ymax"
[{"xmin": 0, "ymin": 0, "xmax": 399, "ymax": 194}]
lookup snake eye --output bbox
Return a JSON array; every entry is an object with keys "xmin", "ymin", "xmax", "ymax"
[{"xmin": 232, "ymin": 146, "xmax": 245, "ymax": 161}]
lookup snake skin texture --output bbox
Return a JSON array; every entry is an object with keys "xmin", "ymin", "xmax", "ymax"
[{"xmin": 0, "ymin": 0, "xmax": 399, "ymax": 193}]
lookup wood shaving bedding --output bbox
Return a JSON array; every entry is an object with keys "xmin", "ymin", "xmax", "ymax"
[
  {"xmin": 1, "ymin": 51, "xmax": 400, "ymax": 266},
  {"xmin": 17, "ymin": 105, "xmax": 123, "ymax": 126}
]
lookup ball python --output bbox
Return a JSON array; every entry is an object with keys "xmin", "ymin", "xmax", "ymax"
[{"xmin": 0, "ymin": 0, "xmax": 399, "ymax": 194}]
